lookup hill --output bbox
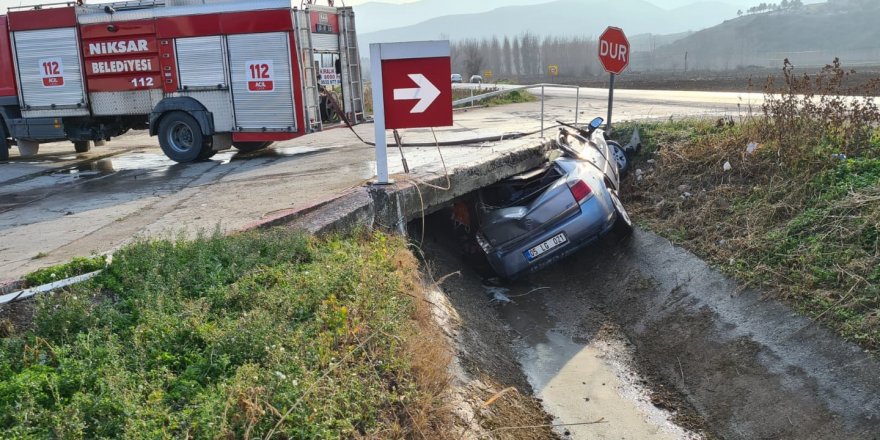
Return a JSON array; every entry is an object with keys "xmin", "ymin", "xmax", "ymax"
[
  {"xmin": 646, "ymin": 1, "xmax": 880, "ymax": 70},
  {"xmin": 358, "ymin": 0, "xmax": 739, "ymax": 48},
  {"xmin": 351, "ymin": 0, "xmax": 547, "ymax": 34}
]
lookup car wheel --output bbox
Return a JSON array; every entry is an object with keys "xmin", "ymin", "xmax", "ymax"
[
  {"xmin": 74, "ymin": 141, "xmax": 91, "ymax": 153},
  {"xmin": 609, "ymin": 140, "xmax": 629, "ymax": 176},
  {"xmin": 609, "ymin": 190, "xmax": 633, "ymax": 237},
  {"xmin": 158, "ymin": 112, "xmax": 208, "ymax": 163},
  {"xmin": 233, "ymin": 141, "xmax": 273, "ymax": 154}
]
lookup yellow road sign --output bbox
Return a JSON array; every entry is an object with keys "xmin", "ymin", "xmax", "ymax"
[
  {"xmin": 484, "ymin": 70, "xmax": 493, "ymax": 78},
  {"xmin": 548, "ymin": 65, "xmax": 559, "ymax": 76}
]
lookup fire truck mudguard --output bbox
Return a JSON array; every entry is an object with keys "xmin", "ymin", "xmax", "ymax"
[{"xmin": 149, "ymin": 97, "xmax": 214, "ymax": 138}]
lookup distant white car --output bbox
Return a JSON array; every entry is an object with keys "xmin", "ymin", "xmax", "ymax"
[
  {"xmin": 470, "ymin": 75, "xmax": 483, "ymax": 84},
  {"xmin": 451, "ymin": 73, "xmax": 463, "ymax": 83}
]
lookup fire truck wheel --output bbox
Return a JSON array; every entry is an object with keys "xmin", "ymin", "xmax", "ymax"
[
  {"xmin": 158, "ymin": 112, "xmax": 207, "ymax": 163},
  {"xmin": 233, "ymin": 142, "xmax": 273, "ymax": 153},
  {"xmin": 74, "ymin": 141, "xmax": 91, "ymax": 153}
]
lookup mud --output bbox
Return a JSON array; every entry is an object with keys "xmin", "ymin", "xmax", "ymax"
[{"xmin": 520, "ymin": 229, "xmax": 880, "ymax": 439}]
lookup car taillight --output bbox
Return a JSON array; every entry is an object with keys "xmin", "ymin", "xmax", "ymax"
[{"xmin": 568, "ymin": 179, "xmax": 592, "ymax": 202}]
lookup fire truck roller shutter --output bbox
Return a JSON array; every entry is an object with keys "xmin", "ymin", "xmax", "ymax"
[
  {"xmin": 174, "ymin": 36, "xmax": 234, "ymax": 133},
  {"xmin": 12, "ymin": 27, "xmax": 88, "ymax": 117},
  {"xmin": 311, "ymin": 34, "xmax": 339, "ymax": 52},
  {"xmin": 226, "ymin": 32, "xmax": 296, "ymax": 132}
]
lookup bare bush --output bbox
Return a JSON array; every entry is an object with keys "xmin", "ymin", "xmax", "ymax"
[{"xmin": 762, "ymin": 58, "xmax": 880, "ymax": 164}]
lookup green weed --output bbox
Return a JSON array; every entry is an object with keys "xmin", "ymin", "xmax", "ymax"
[{"xmin": 0, "ymin": 230, "xmax": 444, "ymax": 439}]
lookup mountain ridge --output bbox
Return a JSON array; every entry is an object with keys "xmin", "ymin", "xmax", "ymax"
[{"xmin": 357, "ymin": 0, "xmax": 740, "ymax": 49}]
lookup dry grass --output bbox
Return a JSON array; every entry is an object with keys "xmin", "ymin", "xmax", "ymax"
[
  {"xmin": 471, "ymin": 381, "xmax": 556, "ymax": 440},
  {"xmin": 377, "ymin": 247, "xmax": 455, "ymax": 439},
  {"xmin": 620, "ymin": 112, "xmax": 880, "ymax": 350}
]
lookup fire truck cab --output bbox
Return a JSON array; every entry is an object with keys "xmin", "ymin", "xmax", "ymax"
[{"xmin": 0, "ymin": 0, "xmax": 364, "ymax": 162}]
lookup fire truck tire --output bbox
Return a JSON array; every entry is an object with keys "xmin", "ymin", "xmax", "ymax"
[
  {"xmin": 158, "ymin": 112, "xmax": 207, "ymax": 163},
  {"xmin": 0, "ymin": 124, "xmax": 8, "ymax": 162},
  {"xmin": 74, "ymin": 141, "xmax": 91, "ymax": 153},
  {"xmin": 233, "ymin": 142, "xmax": 273, "ymax": 153}
]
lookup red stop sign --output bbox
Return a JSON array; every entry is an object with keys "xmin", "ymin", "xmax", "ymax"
[{"xmin": 598, "ymin": 27, "xmax": 630, "ymax": 75}]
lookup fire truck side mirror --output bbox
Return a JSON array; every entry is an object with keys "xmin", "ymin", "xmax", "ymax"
[{"xmin": 107, "ymin": 25, "xmax": 118, "ymax": 33}]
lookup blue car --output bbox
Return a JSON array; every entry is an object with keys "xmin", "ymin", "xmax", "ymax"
[{"xmin": 474, "ymin": 118, "xmax": 632, "ymax": 279}]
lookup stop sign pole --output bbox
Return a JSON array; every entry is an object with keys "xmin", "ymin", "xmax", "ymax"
[{"xmin": 598, "ymin": 27, "xmax": 630, "ymax": 133}]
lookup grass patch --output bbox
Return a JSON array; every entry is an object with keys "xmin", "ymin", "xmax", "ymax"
[
  {"xmin": 23, "ymin": 255, "xmax": 107, "ymax": 287},
  {"xmin": 620, "ymin": 117, "xmax": 880, "ymax": 352},
  {"xmin": 0, "ymin": 230, "xmax": 450, "ymax": 439}
]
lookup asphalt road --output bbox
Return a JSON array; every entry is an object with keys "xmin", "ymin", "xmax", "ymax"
[{"xmin": 1, "ymin": 88, "xmax": 746, "ymax": 281}]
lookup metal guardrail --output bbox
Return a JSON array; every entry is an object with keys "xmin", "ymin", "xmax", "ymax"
[{"xmin": 453, "ymin": 83, "xmax": 583, "ymax": 137}]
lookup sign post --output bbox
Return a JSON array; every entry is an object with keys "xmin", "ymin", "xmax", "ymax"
[
  {"xmin": 598, "ymin": 27, "xmax": 630, "ymax": 133},
  {"xmin": 369, "ymin": 41, "xmax": 453, "ymax": 185}
]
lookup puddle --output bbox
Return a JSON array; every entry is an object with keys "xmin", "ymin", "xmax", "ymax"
[
  {"xmin": 498, "ymin": 292, "xmax": 700, "ymax": 440},
  {"xmin": 516, "ymin": 329, "xmax": 698, "ymax": 439}
]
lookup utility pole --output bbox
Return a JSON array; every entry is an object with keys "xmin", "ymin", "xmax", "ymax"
[{"xmin": 684, "ymin": 51, "xmax": 689, "ymax": 72}]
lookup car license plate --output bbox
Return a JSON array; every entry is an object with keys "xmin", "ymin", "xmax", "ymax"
[{"xmin": 524, "ymin": 233, "xmax": 568, "ymax": 261}]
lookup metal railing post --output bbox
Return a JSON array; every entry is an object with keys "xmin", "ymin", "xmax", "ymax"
[
  {"xmin": 541, "ymin": 85, "xmax": 545, "ymax": 137},
  {"xmin": 575, "ymin": 86, "xmax": 580, "ymax": 125}
]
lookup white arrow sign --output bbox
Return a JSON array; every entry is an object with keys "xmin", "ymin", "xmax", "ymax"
[{"xmin": 393, "ymin": 73, "xmax": 441, "ymax": 114}]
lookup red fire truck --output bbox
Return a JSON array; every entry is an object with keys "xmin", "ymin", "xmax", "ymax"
[{"xmin": 0, "ymin": 0, "xmax": 364, "ymax": 162}]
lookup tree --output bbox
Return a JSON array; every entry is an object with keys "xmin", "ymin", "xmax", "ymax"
[
  {"xmin": 511, "ymin": 37, "xmax": 522, "ymax": 76},
  {"xmin": 502, "ymin": 36, "xmax": 512, "ymax": 75},
  {"xmin": 737, "ymin": 9, "xmax": 743, "ymax": 16},
  {"xmin": 488, "ymin": 37, "xmax": 501, "ymax": 77},
  {"xmin": 461, "ymin": 39, "xmax": 484, "ymax": 77}
]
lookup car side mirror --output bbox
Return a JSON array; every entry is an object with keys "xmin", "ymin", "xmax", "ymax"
[{"xmin": 590, "ymin": 117, "xmax": 603, "ymax": 129}]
